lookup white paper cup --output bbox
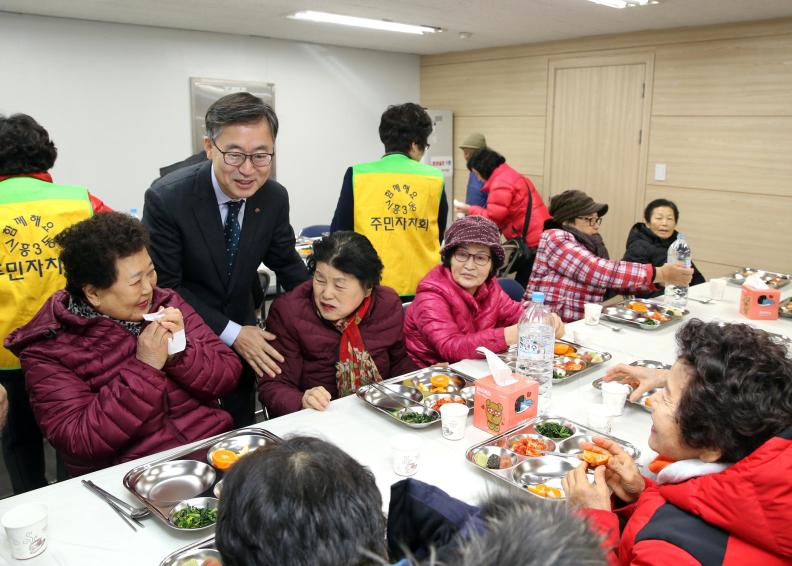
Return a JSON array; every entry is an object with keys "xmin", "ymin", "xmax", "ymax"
[
  {"xmin": 601, "ymin": 381, "xmax": 631, "ymax": 416},
  {"xmin": 587, "ymin": 404, "xmax": 613, "ymax": 434},
  {"xmin": 709, "ymin": 278, "xmax": 727, "ymax": 300},
  {"xmin": 391, "ymin": 434, "xmax": 422, "ymax": 476},
  {"xmin": 2, "ymin": 502, "xmax": 48, "ymax": 559},
  {"xmin": 584, "ymin": 303, "xmax": 603, "ymax": 325},
  {"xmin": 440, "ymin": 403, "xmax": 469, "ymax": 440}
]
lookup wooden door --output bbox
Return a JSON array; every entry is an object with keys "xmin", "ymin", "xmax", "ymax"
[{"xmin": 545, "ymin": 54, "xmax": 652, "ymax": 260}]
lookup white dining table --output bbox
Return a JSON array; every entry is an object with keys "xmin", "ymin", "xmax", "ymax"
[{"xmin": 0, "ymin": 282, "xmax": 789, "ymax": 565}]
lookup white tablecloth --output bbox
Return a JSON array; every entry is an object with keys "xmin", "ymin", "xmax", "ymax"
[{"xmin": 0, "ymin": 282, "xmax": 789, "ymax": 565}]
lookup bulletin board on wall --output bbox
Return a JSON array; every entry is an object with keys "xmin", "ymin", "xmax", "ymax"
[{"xmin": 190, "ymin": 77, "xmax": 276, "ymax": 174}]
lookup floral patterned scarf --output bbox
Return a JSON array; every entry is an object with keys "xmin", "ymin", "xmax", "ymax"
[
  {"xmin": 67, "ymin": 294, "xmax": 144, "ymax": 336},
  {"xmin": 334, "ymin": 295, "xmax": 382, "ymax": 397}
]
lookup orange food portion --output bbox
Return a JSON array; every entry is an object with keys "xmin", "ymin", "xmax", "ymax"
[
  {"xmin": 510, "ymin": 437, "xmax": 547, "ymax": 457},
  {"xmin": 554, "ymin": 343, "xmax": 570, "ymax": 356},
  {"xmin": 431, "ymin": 398, "xmax": 466, "ymax": 412},
  {"xmin": 211, "ymin": 449, "xmax": 239, "ymax": 470},
  {"xmin": 526, "ymin": 483, "xmax": 563, "ymax": 498},
  {"xmin": 430, "ymin": 375, "xmax": 450, "ymax": 388},
  {"xmin": 582, "ymin": 450, "xmax": 610, "ymax": 467},
  {"xmin": 628, "ymin": 302, "xmax": 649, "ymax": 313}
]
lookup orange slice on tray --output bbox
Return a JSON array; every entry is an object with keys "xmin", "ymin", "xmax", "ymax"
[
  {"xmin": 554, "ymin": 343, "xmax": 570, "ymax": 356},
  {"xmin": 211, "ymin": 448, "xmax": 239, "ymax": 470},
  {"xmin": 430, "ymin": 374, "xmax": 450, "ymax": 388},
  {"xmin": 582, "ymin": 450, "xmax": 610, "ymax": 467}
]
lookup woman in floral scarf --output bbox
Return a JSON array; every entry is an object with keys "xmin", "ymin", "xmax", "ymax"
[{"xmin": 258, "ymin": 231, "xmax": 417, "ymax": 417}]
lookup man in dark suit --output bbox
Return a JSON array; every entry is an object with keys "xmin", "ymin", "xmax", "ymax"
[{"xmin": 143, "ymin": 93, "xmax": 309, "ymax": 427}]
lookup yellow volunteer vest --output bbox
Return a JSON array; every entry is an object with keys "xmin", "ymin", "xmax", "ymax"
[
  {"xmin": 0, "ymin": 177, "xmax": 93, "ymax": 369},
  {"xmin": 353, "ymin": 154, "xmax": 444, "ymax": 296}
]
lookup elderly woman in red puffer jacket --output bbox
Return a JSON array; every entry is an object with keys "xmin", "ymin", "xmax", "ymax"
[
  {"xmin": 5, "ymin": 212, "xmax": 240, "ymax": 477},
  {"xmin": 404, "ymin": 216, "xmax": 563, "ymax": 367}
]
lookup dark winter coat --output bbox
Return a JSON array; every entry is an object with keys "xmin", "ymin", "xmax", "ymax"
[
  {"xmin": 622, "ymin": 223, "xmax": 705, "ymax": 298},
  {"xmin": 258, "ymin": 281, "xmax": 417, "ymax": 417},
  {"xmin": 5, "ymin": 288, "xmax": 240, "ymax": 476}
]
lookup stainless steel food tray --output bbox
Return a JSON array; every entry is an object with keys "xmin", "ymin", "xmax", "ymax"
[
  {"xmin": 356, "ymin": 366, "xmax": 476, "ymax": 429},
  {"xmin": 160, "ymin": 535, "xmax": 219, "ymax": 566},
  {"xmin": 465, "ymin": 415, "xmax": 640, "ymax": 500},
  {"xmin": 123, "ymin": 427, "xmax": 280, "ymax": 530},
  {"xmin": 779, "ymin": 297, "xmax": 792, "ymax": 319},
  {"xmin": 728, "ymin": 267, "xmax": 790, "ymax": 289},
  {"xmin": 498, "ymin": 339, "xmax": 611, "ymax": 383},
  {"xmin": 602, "ymin": 298, "xmax": 688, "ymax": 331},
  {"xmin": 591, "ymin": 359, "xmax": 671, "ymax": 412}
]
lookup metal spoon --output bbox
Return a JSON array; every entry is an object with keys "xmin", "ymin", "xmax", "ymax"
[
  {"xmin": 688, "ymin": 297, "xmax": 714, "ymax": 304},
  {"xmin": 598, "ymin": 321, "xmax": 623, "ymax": 332},
  {"xmin": 82, "ymin": 480, "xmax": 150, "ymax": 519}
]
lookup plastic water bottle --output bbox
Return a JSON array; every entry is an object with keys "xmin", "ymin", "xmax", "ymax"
[
  {"xmin": 516, "ymin": 291, "xmax": 555, "ymax": 415},
  {"xmin": 128, "ymin": 207, "xmax": 141, "ymax": 220},
  {"xmin": 664, "ymin": 233, "xmax": 691, "ymax": 308}
]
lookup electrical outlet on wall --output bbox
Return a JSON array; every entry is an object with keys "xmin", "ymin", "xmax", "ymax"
[{"xmin": 654, "ymin": 163, "xmax": 667, "ymax": 181}]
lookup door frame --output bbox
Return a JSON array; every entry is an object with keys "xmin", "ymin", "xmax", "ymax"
[{"xmin": 543, "ymin": 50, "xmax": 656, "ymax": 223}]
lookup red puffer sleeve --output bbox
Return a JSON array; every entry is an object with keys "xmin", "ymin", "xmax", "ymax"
[
  {"xmin": 467, "ymin": 178, "xmax": 514, "ymax": 229},
  {"xmin": 89, "ymin": 192, "xmax": 113, "ymax": 213},
  {"xmin": 161, "ymin": 293, "xmax": 241, "ymax": 400}
]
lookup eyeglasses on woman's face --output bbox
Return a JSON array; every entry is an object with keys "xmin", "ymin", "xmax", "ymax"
[
  {"xmin": 452, "ymin": 249, "xmax": 492, "ymax": 266},
  {"xmin": 576, "ymin": 215, "xmax": 603, "ymax": 227}
]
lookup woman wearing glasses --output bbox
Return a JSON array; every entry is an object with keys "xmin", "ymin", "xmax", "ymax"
[
  {"xmin": 526, "ymin": 190, "xmax": 693, "ymax": 322},
  {"xmin": 404, "ymin": 216, "xmax": 564, "ymax": 367}
]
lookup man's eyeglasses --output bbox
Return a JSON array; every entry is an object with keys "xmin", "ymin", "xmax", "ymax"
[
  {"xmin": 577, "ymin": 215, "xmax": 603, "ymax": 227},
  {"xmin": 452, "ymin": 249, "xmax": 492, "ymax": 266},
  {"xmin": 212, "ymin": 139, "xmax": 273, "ymax": 168}
]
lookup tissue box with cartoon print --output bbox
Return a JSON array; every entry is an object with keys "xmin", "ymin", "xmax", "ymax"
[
  {"xmin": 739, "ymin": 285, "xmax": 780, "ymax": 320},
  {"xmin": 473, "ymin": 375, "xmax": 538, "ymax": 434}
]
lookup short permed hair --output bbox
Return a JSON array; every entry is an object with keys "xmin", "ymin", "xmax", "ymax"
[
  {"xmin": 55, "ymin": 212, "xmax": 150, "ymax": 301},
  {"xmin": 0, "ymin": 114, "xmax": 57, "ymax": 175},
  {"xmin": 466, "ymin": 148, "xmax": 505, "ymax": 180},
  {"xmin": 307, "ymin": 231, "xmax": 383, "ymax": 289},
  {"xmin": 643, "ymin": 198, "xmax": 679, "ymax": 223},
  {"xmin": 379, "ymin": 103, "xmax": 433, "ymax": 154},
  {"xmin": 216, "ymin": 436, "xmax": 387, "ymax": 566},
  {"xmin": 205, "ymin": 92, "xmax": 279, "ymax": 141},
  {"xmin": 675, "ymin": 319, "xmax": 792, "ymax": 462}
]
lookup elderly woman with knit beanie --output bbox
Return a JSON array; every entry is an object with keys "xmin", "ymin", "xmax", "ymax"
[
  {"xmin": 526, "ymin": 190, "xmax": 693, "ymax": 322},
  {"xmin": 404, "ymin": 216, "xmax": 563, "ymax": 367}
]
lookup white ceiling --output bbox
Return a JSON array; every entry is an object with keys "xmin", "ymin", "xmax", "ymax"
[{"xmin": 2, "ymin": 0, "xmax": 792, "ymax": 55}]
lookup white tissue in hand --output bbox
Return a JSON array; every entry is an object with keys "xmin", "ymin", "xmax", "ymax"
[
  {"xmin": 476, "ymin": 346, "xmax": 516, "ymax": 386},
  {"xmin": 743, "ymin": 273, "xmax": 769, "ymax": 290},
  {"xmin": 142, "ymin": 312, "xmax": 186, "ymax": 355}
]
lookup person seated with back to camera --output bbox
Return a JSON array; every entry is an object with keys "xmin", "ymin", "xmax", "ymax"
[
  {"xmin": 216, "ymin": 436, "xmax": 387, "ymax": 566},
  {"xmin": 404, "ymin": 216, "xmax": 563, "ymax": 368},
  {"xmin": 526, "ymin": 189, "xmax": 693, "ymax": 322},
  {"xmin": 4, "ymin": 212, "xmax": 241, "ymax": 477},
  {"xmin": 622, "ymin": 198, "xmax": 706, "ymax": 298},
  {"xmin": 258, "ymin": 231, "xmax": 417, "ymax": 417},
  {"xmin": 563, "ymin": 319, "xmax": 792, "ymax": 564}
]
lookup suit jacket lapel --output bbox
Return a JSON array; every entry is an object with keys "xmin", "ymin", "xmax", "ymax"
[{"xmin": 191, "ymin": 163, "xmax": 228, "ymax": 286}]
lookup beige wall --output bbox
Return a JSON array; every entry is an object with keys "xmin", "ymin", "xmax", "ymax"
[{"xmin": 421, "ymin": 18, "xmax": 792, "ymax": 278}]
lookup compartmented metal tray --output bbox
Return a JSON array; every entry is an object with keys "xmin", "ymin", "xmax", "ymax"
[
  {"xmin": 465, "ymin": 415, "xmax": 640, "ymax": 500},
  {"xmin": 728, "ymin": 267, "xmax": 790, "ymax": 289},
  {"xmin": 356, "ymin": 366, "xmax": 475, "ymax": 428},
  {"xmin": 160, "ymin": 535, "xmax": 220, "ymax": 566},
  {"xmin": 591, "ymin": 359, "xmax": 671, "ymax": 412},
  {"xmin": 123, "ymin": 427, "xmax": 280, "ymax": 531},
  {"xmin": 780, "ymin": 297, "xmax": 792, "ymax": 319},
  {"xmin": 602, "ymin": 298, "xmax": 688, "ymax": 331},
  {"xmin": 498, "ymin": 339, "xmax": 611, "ymax": 382}
]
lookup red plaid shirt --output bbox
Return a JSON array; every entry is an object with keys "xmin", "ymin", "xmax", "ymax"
[{"xmin": 525, "ymin": 229, "xmax": 655, "ymax": 322}]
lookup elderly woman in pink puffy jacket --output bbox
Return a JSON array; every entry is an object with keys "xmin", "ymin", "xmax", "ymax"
[{"xmin": 404, "ymin": 216, "xmax": 563, "ymax": 367}]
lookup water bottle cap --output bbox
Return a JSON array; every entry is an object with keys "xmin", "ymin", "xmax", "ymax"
[
  {"xmin": 677, "ymin": 233, "xmax": 685, "ymax": 239},
  {"xmin": 531, "ymin": 291, "xmax": 545, "ymax": 303}
]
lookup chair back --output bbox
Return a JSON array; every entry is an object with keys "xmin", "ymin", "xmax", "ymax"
[
  {"xmin": 299, "ymin": 224, "xmax": 331, "ymax": 238},
  {"xmin": 497, "ymin": 277, "xmax": 525, "ymax": 301}
]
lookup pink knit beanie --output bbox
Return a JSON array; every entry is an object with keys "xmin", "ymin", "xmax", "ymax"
[{"xmin": 440, "ymin": 216, "xmax": 505, "ymax": 265}]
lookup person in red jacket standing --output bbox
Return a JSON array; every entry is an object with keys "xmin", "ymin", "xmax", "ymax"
[
  {"xmin": 562, "ymin": 319, "xmax": 792, "ymax": 565},
  {"xmin": 5, "ymin": 212, "xmax": 240, "ymax": 476}
]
